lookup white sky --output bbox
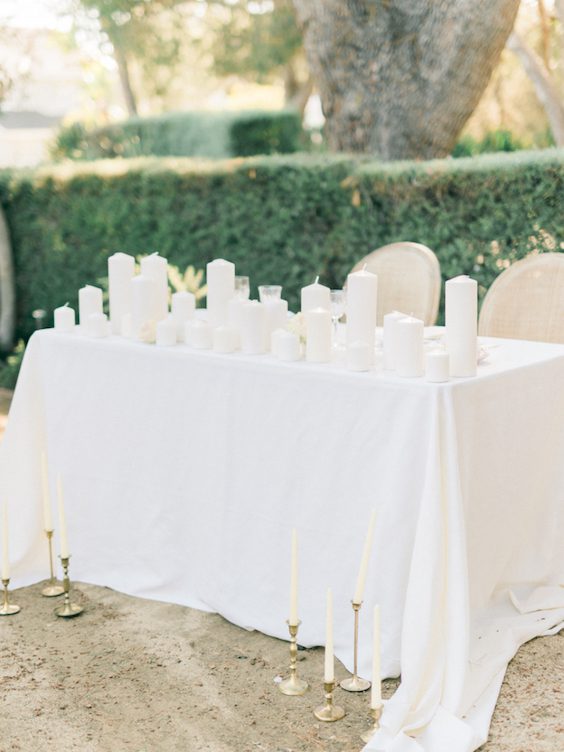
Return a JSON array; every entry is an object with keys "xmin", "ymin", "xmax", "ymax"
[{"xmin": 1, "ymin": 0, "xmax": 71, "ymax": 30}]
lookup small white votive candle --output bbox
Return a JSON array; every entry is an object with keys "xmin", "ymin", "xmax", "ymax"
[
  {"xmin": 213, "ymin": 325, "xmax": 237, "ymax": 354},
  {"xmin": 271, "ymin": 328, "xmax": 286, "ymax": 357},
  {"xmin": 347, "ymin": 341, "xmax": 372, "ymax": 372},
  {"xmin": 189, "ymin": 319, "xmax": 213, "ymax": 350},
  {"xmin": 396, "ymin": 316, "xmax": 424, "ymax": 377},
  {"xmin": 87, "ymin": 312, "xmax": 109, "ymax": 338},
  {"xmin": 277, "ymin": 330, "xmax": 301, "ymax": 362},
  {"xmin": 426, "ymin": 349, "xmax": 450, "ymax": 383},
  {"xmin": 156, "ymin": 316, "xmax": 177, "ymax": 347},
  {"xmin": 54, "ymin": 305, "xmax": 75, "ymax": 332},
  {"xmin": 171, "ymin": 291, "xmax": 196, "ymax": 342}
]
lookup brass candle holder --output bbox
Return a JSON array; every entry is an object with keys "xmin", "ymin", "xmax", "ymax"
[
  {"xmin": 279, "ymin": 620, "xmax": 309, "ymax": 696},
  {"xmin": 0, "ymin": 578, "xmax": 21, "ymax": 615},
  {"xmin": 361, "ymin": 703, "xmax": 383, "ymax": 743},
  {"xmin": 340, "ymin": 600, "xmax": 371, "ymax": 692},
  {"xmin": 41, "ymin": 530, "xmax": 64, "ymax": 597},
  {"xmin": 313, "ymin": 681, "xmax": 345, "ymax": 722},
  {"xmin": 54, "ymin": 556, "xmax": 83, "ymax": 618}
]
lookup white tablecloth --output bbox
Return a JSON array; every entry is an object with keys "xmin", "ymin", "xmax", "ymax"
[{"xmin": 1, "ymin": 330, "xmax": 564, "ymax": 752}]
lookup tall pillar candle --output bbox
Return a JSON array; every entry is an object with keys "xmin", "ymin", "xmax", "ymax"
[
  {"xmin": 301, "ymin": 279, "xmax": 330, "ymax": 313},
  {"xmin": 353, "ymin": 510, "xmax": 377, "ymax": 604},
  {"xmin": 171, "ymin": 291, "xmax": 195, "ymax": 341},
  {"xmin": 371, "ymin": 605, "xmax": 382, "ymax": 708},
  {"xmin": 108, "ymin": 252, "xmax": 135, "ymax": 334},
  {"xmin": 396, "ymin": 316, "xmax": 424, "ymax": 378},
  {"xmin": 305, "ymin": 307, "xmax": 331, "ymax": 363},
  {"xmin": 289, "ymin": 529, "xmax": 298, "ymax": 626},
  {"xmin": 57, "ymin": 475, "xmax": 69, "ymax": 559},
  {"xmin": 383, "ymin": 311, "xmax": 407, "ymax": 370},
  {"xmin": 41, "ymin": 451, "xmax": 53, "ymax": 531},
  {"xmin": 2, "ymin": 503, "xmax": 9, "ymax": 580},
  {"xmin": 324, "ymin": 588, "xmax": 334, "ymax": 683},
  {"xmin": 207, "ymin": 258, "xmax": 235, "ymax": 327},
  {"xmin": 240, "ymin": 301, "xmax": 267, "ymax": 355},
  {"xmin": 445, "ymin": 275, "xmax": 478, "ymax": 377},
  {"xmin": 54, "ymin": 304, "xmax": 75, "ymax": 332},
  {"xmin": 140, "ymin": 253, "xmax": 169, "ymax": 323},
  {"xmin": 346, "ymin": 269, "xmax": 378, "ymax": 355},
  {"xmin": 131, "ymin": 275, "xmax": 155, "ymax": 341},
  {"xmin": 78, "ymin": 285, "xmax": 103, "ymax": 328}
]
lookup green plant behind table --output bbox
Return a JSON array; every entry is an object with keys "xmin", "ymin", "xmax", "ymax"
[
  {"xmin": 0, "ymin": 340, "xmax": 25, "ymax": 389},
  {"xmin": 50, "ymin": 110, "xmax": 304, "ymax": 161},
  {"xmin": 1, "ymin": 149, "xmax": 564, "ymax": 346}
]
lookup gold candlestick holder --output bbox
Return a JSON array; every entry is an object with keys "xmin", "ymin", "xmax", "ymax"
[
  {"xmin": 279, "ymin": 620, "xmax": 309, "ymax": 695},
  {"xmin": 41, "ymin": 530, "xmax": 64, "ymax": 597},
  {"xmin": 361, "ymin": 703, "xmax": 383, "ymax": 743},
  {"xmin": 313, "ymin": 681, "xmax": 345, "ymax": 722},
  {"xmin": 0, "ymin": 578, "xmax": 21, "ymax": 615},
  {"xmin": 340, "ymin": 600, "xmax": 371, "ymax": 692},
  {"xmin": 54, "ymin": 556, "xmax": 83, "ymax": 618}
]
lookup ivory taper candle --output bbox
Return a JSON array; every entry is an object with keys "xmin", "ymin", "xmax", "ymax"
[
  {"xmin": 324, "ymin": 588, "xmax": 334, "ymax": 683},
  {"xmin": 2, "ymin": 503, "xmax": 9, "ymax": 580},
  {"xmin": 57, "ymin": 476, "xmax": 69, "ymax": 559},
  {"xmin": 40, "ymin": 451, "xmax": 53, "ymax": 531},
  {"xmin": 289, "ymin": 529, "xmax": 298, "ymax": 626},
  {"xmin": 371, "ymin": 605, "xmax": 382, "ymax": 708},
  {"xmin": 353, "ymin": 510, "xmax": 377, "ymax": 605}
]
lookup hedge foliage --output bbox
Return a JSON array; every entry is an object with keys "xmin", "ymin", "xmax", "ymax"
[
  {"xmin": 1, "ymin": 149, "xmax": 564, "ymax": 343},
  {"xmin": 50, "ymin": 110, "xmax": 303, "ymax": 161}
]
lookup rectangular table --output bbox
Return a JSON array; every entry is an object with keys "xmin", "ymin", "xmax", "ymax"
[{"xmin": 2, "ymin": 329, "xmax": 564, "ymax": 752}]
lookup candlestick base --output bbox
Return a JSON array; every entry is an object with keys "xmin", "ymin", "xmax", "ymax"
[
  {"xmin": 340, "ymin": 674, "xmax": 371, "ymax": 692},
  {"xmin": 360, "ymin": 704, "xmax": 383, "ymax": 743},
  {"xmin": 279, "ymin": 620, "xmax": 309, "ymax": 696},
  {"xmin": 1, "ymin": 579, "xmax": 20, "ymax": 615},
  {"xmin": 313, "ymin": 681, "xmax": 345, "ymax": 722},
  {"xmin": 42, "ymin": 530, "xmax": 64, "ymax": 597},
  {"xmin": 54, "ymin": 556, "xmax": 83, "ymax": 618},
  {"xmin": 42, "ymin": 582, "xmax": 64, "ymax": 598}
]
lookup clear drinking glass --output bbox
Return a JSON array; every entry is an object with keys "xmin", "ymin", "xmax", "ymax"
[
  {"xmin": 330, "ymin": 289, "xmax": 346, "ymax": 346},
  {"xmin": 234, "ymin": 276, "xmax": 250, "ymax": 300},
  {"xmin": 258, "ymin": 285, "xmax": 282, "ymax": 303}
]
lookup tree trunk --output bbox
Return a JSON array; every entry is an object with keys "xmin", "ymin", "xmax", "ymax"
[
  {"xmin": 0, "ymin": 206, "xmax": 15, "ymax": 352},
  {"xmin": 114, "ymin": 47, "xmax": 138, "ymax": 117},
  {"xmin": 507, "ymin": 32, "xmax": 564, "ymax": 146},
  {"xmin": 293, "ymin": 0, "xmax": 520, "ymax": 159},
  {"xmin": 283, "ymin": 62, "xmax": 313, "ymax": 116}
]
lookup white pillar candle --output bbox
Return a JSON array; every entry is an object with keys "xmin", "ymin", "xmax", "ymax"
[
  {"xmin": 57, "ymin": 475, "xmax": 69, "ymax": 559},
  {"xmin": 271, "ymin": 328, "xmax": 286, "ymax": 358},
  {"xmin": 264, "ymin": 299, "xmax": 288, "ymax": 339},
  {"xmin": 171, "ymin": 291, "xmax": 196, "ymax": 342},
  {"xmin": 2, "ymin": 503, "xmax": 9, "ymax": 580},
  {"xmin": 54, "ymin": 304, "xmax": 75, "ymax": 332},
  {"xmin": 301, "ymin": 279, "xmax": 330, "ymax": 313},
  {"xmin": 78, "ymin": 285, "xmax": 103, "ymax": 328},
  {"xmin": 207, "ymin": 258, "xmax": 235, "ymax": 327},
  {"xmin": 213, "ymin": 325, "xmax": 237, "ymax": 354},
  {"xmin": 121, "ymin": 313, "xmax": 132, "ymax": 339},
  {"xmin": 305, "ymin": 307, "xmax": 332, "ymax": 363},
  {"xmin": 277, "ymin": 330, "xmax": 301, "ymax": 362},
  {"xmin": 346, "ymin": 269, "xmax": 378, "ymax": 355},
  {"xmin": 87, "ymin": 312, "xmax": 109, "ymax": 338},
  {"xmin": 371, "ymin": 605, "xmax": 382, "ymax": 708},
  {"xmin": 383, "ymin": 311, "xmax": 407, "ymax": 370},
  {"xmin": 289, "ymin": 529, "xmax": 298, "ymax": 627},
  {"xmin": 445, "ymin": 275, "xmax": 478, "ymax": 378},
  {"xmin": 140, "ymin": 253, "xmax": 169, "ymax": 323},
  {"xmin": 240, "ymin": 301, "xmax": 267, "ymax": 355},
  {"xmin": 346, "ymin": 341, "xmax": 372, "ymax": 372},
  {"xmin": 396, "ymin": 316, "xmax": 424, "ymax": 378},
  {"xmin": 324, "ymin": 588, "xmax": 334, "ymax": 683},
  {"xmin": 108, "ymin": 252, "xmax": 135, "ymax": 335},
  {"xmin": 188, "ymin": 319, "xmax": 213, "ymax": 350},
  {"xmin": 41, "ymin": 451, "xmax": 53, "ymax": 531},
  {"xmin": 426, "ymin": 350, "xmax": 450, "ymax": 383},
  {"xmin": 156, "ymin": 316, "xmax": 177, "ymax": 347},
  {"xmin": 353, "ymin": 510, "xmax": 377, "ymax": 604},
  {"xmin": 131, "ymin": 275, "xmax": 155, "ymax": 341}
]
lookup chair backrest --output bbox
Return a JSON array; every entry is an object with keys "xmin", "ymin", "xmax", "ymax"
[
  {"xmin": 478, "ymin": 253, "xmax": 564, "ymax": 343},
  {"xmin": 350, "ymin": 242, "xmax": 441, "ymax": 325}
]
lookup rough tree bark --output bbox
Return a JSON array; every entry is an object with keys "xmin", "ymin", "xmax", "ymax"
[
  {"xmin": 0, "ymin": 206, "xmax": 15, "ymax": 351},
  {"xmin": 114, "ymin": 46, "xmax": 138, "ymax": 117},
  {"xmin": 293, "ymin": 0, "xmax": 520, "ymax": 159}
]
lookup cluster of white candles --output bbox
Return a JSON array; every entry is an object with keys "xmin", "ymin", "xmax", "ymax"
[{"xmin": 289, "ymin": 512, "xmax": 382, "ymax": 709}]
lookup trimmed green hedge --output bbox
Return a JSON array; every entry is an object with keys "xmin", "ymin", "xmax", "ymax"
[
  {"xmin": 1, "ymin": 149, "xmax": 564, "ymax": 343},
  {"xmin": 51, "ymin": 110, "xmax": 303, "ymax": 161}
]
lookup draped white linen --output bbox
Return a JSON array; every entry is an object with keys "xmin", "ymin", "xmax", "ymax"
[{"xmin": 1, "ymin": 330, "xmax": 563, "ymax": 752}]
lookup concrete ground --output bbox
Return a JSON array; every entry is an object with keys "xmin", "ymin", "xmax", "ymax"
[{"xmin": 0, "ymin": 392, "xmax": 562, "ymax": 752}]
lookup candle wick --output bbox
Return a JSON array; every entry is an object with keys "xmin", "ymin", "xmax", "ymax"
[
  {"xmin": 314, "ymin": 275, "xmax": 319, "ymax": 285},
  {"xmin": 362, "ymin": 263, "xmax": 367, "ymax": 272},
  {"xmin": 64, "ymin": 302, "xmax": 69, "ymax": 307}
]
